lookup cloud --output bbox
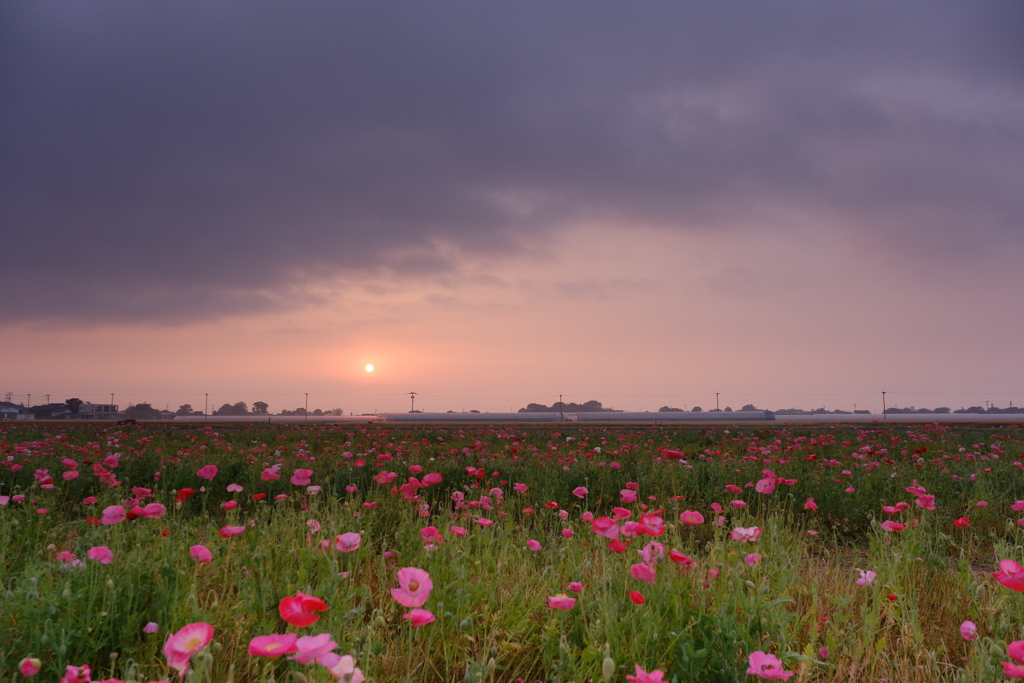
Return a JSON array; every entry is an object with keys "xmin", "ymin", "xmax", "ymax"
[{"xmin": 2, "ymin": 1, "xmax": 1022, "ymax": 323}]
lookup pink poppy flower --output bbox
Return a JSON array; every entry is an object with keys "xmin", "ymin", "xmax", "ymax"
[
  {"xmin": 995, "ymin": 560, "xmax": 1024, "ymax": 591},
  {"xmin": 189, "ymin": 545, "xmax": 212, "ymax": 563},
  {"xmin": 572, "ymin": 487, "xmax": 588, "ymax": 498},
  {"xmin": 408, "ymin": 464, "xmax": 423, "ymax": 474},
  {"xmin": 915, "ymin": 494, "xmax": 935, "ymax": 510},
  {"xmin": 249, "ymin": 633, "xmax": 299, "ymax": 657},
  {"xmin": 227, "ymin": 483, "xmax": 243, "ymax": 493},
  {"xmin": 63, "ymin": 470, "xmax": 80, "ymax": 481},
  {"xmin": 391, "ymin": 567, "xmax": 432, "ymax": 608},
  {"xmin": 638, "ymin": 541, "xmax": 665, "ymax": 566},
  {"xmin": 620, "ymin": 489, "xmax": 638, "ymax": 503},
  {"xmin": 612, "ymin": 507, "xmax": 632, "ymax": 520},
  {"xmin": 856, "ymin": 570, "xmax": 877, "ymax": 586},
  {"xmin": 144, "ymin": 622, "xmax": 160, "ymax": 633},
  {"xmin": 755, "ymin": 478, "xmax": 775, "ymax": 495},
  {"xmin": 547, "ymin": 595, "xmax": 576, "ymax": 610},
  {"xmin": 804, "ymin": 498, "xmax": 818, "ymax": 511},
  {"xmin": 422, "ymin": 473, "xmax": 442, "ymax": 485},
  {"xmin": 569, "ymin": 581, "xmax": 583, "ymax": 593},
  {"xmin": 403, "ymin": 609, "xmax": 436, "ymax": 626},
  {"xmin": 196, "ymin": 465, "xmax": 218, "ymax": 481},
  {"xmin": 59, "ymin": 665, "xmax": 90, "ymax": 683},
  {"xmin": 746, "ymin": 651, "xmax": 794, "ymax": 680},
  {"xmin": 262, "ymin": 466, "xmax": 281, "ymax": 481},
  {"xmin": 626, "ymin": 665, "xmax": 665, "ymax": 683},
  {"xmin": 164, "ymin": 622, "xmax": 213, "ymax": 679},
  {"xmin": 514, "ymin": 483, "xmax": 528, "ymax": 493},
  {"xmin": 101, "ymin": 505, "xmax": 126, "ymax": 525},
  {"xmin": 87, "ymin": 546, "xmax": 114, "ymax": 564},
  {"xmin": 219, "ymin": 525, "xmax": 245, "ymax": 538},
  {"xmin": 730, "ymin": 526, "xmax": 761, "ymax": 543},
  {"xmin": 279, "ymin": 591, "xmax": 328, "ymax": 627},
  {"xmin": 143, "ymin": 502, "xmax": 167, "ymax": 518},
  {"xmin": 592, "ymin": 517, "xmax": 620, "ymax": 539},
  {"xmin": 679, "ymin": 510, "xmax": 704, "ymax": 526},
  {"xmin": 19, "ymin": 658, "xmax": 42, "ymax": 677},
  {"xmin": 335, "ymin": 532, "xmax": 361, "ymax": 552},
  {"xmin": 1010, "ymin": 641, "xmax": 1024, "ymax": 663},
  {"xmin": 449, "ymin": 526, "xmax": 468, "ymax": 537},
  {"xmin": 731, "ymin": 500, "xmax": 747, "ymax": 509},
  {"xmin": 222, "ymin": 500, "xmax": 238, "ymax": 511},
  {"xmin": 82, "ymin": 496, "xmax": 98, "ymax": 505},
  {"xmin": 745, "ymin": 553, "xmax": 762, "ymax": 567},
  {"xmin": 1002, "ymin": 662, "xmax": 1024, "ymax": 678},
  {"xmin": 880, "ymin": 520, "xmax": 905, "ymax": 532},
  {"xmin": 319, "ymin": 653, "xmax": 365, "ymax": 683},
  {"xmin": 960, "ymin": 621, "xmax": 977, "ymax": 640},
  {"xmin": 631, "ymin": 563, "xmax": 657, "ymax": 584},
  {"xmin": 528, "ymin": 539, "xmax": 542, "ymax": 551},
  {"xmin": 1012, "ymin": 501, "xmax": 1024, "ymax": 512},
  {"xmin": 562, "ymin": 528, "xmax": 573, "ymax": 538},
  {"xmin": 291, "ymin": 469, "xmax": 313, "ymax": 486},
  {"xmin": 288, "ymin": 633, "xmax": 337, "ymax": 664}
]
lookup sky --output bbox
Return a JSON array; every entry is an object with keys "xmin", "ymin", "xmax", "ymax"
[{"xmin": 3, "ymin": 1, "xmax": 1023, "ymax": 415}]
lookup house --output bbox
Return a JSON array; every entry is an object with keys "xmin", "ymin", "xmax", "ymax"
[
  {"xmin": 0, "ymin": 401, "xmax": 23, "ymax": 420},
  {"xmin": 78, "ymin": 403, "xmax": 120, "ymax": 419}
]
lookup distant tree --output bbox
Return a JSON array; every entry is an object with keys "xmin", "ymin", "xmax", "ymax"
[
  {"xmin": 252, "ymin": 401, "xmax": 269, "ymax": 415},
  {"xmin": 65, "ymin": 398, "xmax": 84, "ymax": 414},
  {"xmin": 213, "ymin": 402, "xmax": 249, "ymax": 416},
  {"xmin": 125, "ymin": 403, "xmax": 163, "ymax": 419},
  {"xmin": 932, "ymin": 407, "xmax": 950, "ymax": 414},
  {"xmin": 312, "ymin": 408, "xmax": 323, "ymax": 416},
  {"xmin": 740, "ymin": 404, "xmax": 758, "ymax": 411},
  {"xmin": 658, "ymin": 406, "xmax": 684, "ymax": 412},
  {"xmin": 293, "ymin": 407, "xmax": 307, "ymax": 416},
  {"xmin": 176, "ymin": 404, "xmax": 194, "ymax": 416},
  {"xmin": 691, "ymin": 406, "xmax": 703, "ymax": 413},
  {"xmin": 723, "ymin": 406, "xmax": 733, "ymax": 412},
  {"xmin": 469, "ymin": 409, "xmax": 480, "ymax": 413}
]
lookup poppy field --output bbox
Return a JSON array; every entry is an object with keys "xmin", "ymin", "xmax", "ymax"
[{"xmin": 4, "ymin": 420, "xmax": 1024, "ymax": 682}]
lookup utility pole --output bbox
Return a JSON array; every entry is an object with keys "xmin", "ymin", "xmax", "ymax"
[
  {"xmin": 205, "ymin": 393, "xmax": 208, "ymax": 421},
  {"xmin": 716, "ymin": 393, "xmax": 720, "ymax": 411},
  {"xmin": 27, "ymin": 393, "xmax": 31, "ymax": 408},
  {"xmin": 408, "ymin": 391, "xmax": 417, "ymax": 412},
  {"xmin": 882, "ymin": 392, "xmax": 887, "ymax": 421},
  {"xmin": 305, "ymin": 393, "xmax": 309, "ymax": 420},
  {"xmin": 559, "ymin": 394, "xmax": 563, "ymax": 421},
  {"xmin": 45, "ymin": 394, "xmax": 50, "ymax": 404}
]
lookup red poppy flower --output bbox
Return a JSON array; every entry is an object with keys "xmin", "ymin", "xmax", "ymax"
[
  {"xmin": 608, "ymin": 540, "xmax": 626, "ymax": 553},
  {"xmin": 251, "ymin": 493, "xmax": 267, "ymax": 501},
  {"xmin": 629, "ymin": 591, "xmax": 646, "ymax": 604},
  {"xmin": 279, "ymin": 591, "xmax": 328, "ymax": 627},
  {"xmin": 544, "ymin": 502, "xmax": 559, "ymax": 509},
  {"xmin": 161, "ymin": 530, "xmax": 171, "ymax": 536},
  {"xmin": 886, "ymin": 594, "xmax": 898, "ymax": 601},
  {"xmin": 86, "ymin": 517, "xmax": 100, "ymax": 526},
  {"xmin": 175, "ymin": 488, "xmax": 196, "ymax": 504}
]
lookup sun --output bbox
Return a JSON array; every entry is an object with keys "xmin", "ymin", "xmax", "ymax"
[{"xmin": 365, "ymin": 364, "xmax": 374, "ymax": 373}]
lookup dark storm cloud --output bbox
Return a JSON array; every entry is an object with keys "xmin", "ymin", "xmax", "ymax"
[{"xmin": 2, "ymin": 1, "xmax": 1022, "ymax": 323}]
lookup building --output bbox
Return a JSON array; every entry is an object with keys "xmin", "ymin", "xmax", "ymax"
[{"xmin": 78, "ymin": 403, "xmax": 119, "ymax": 419}]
